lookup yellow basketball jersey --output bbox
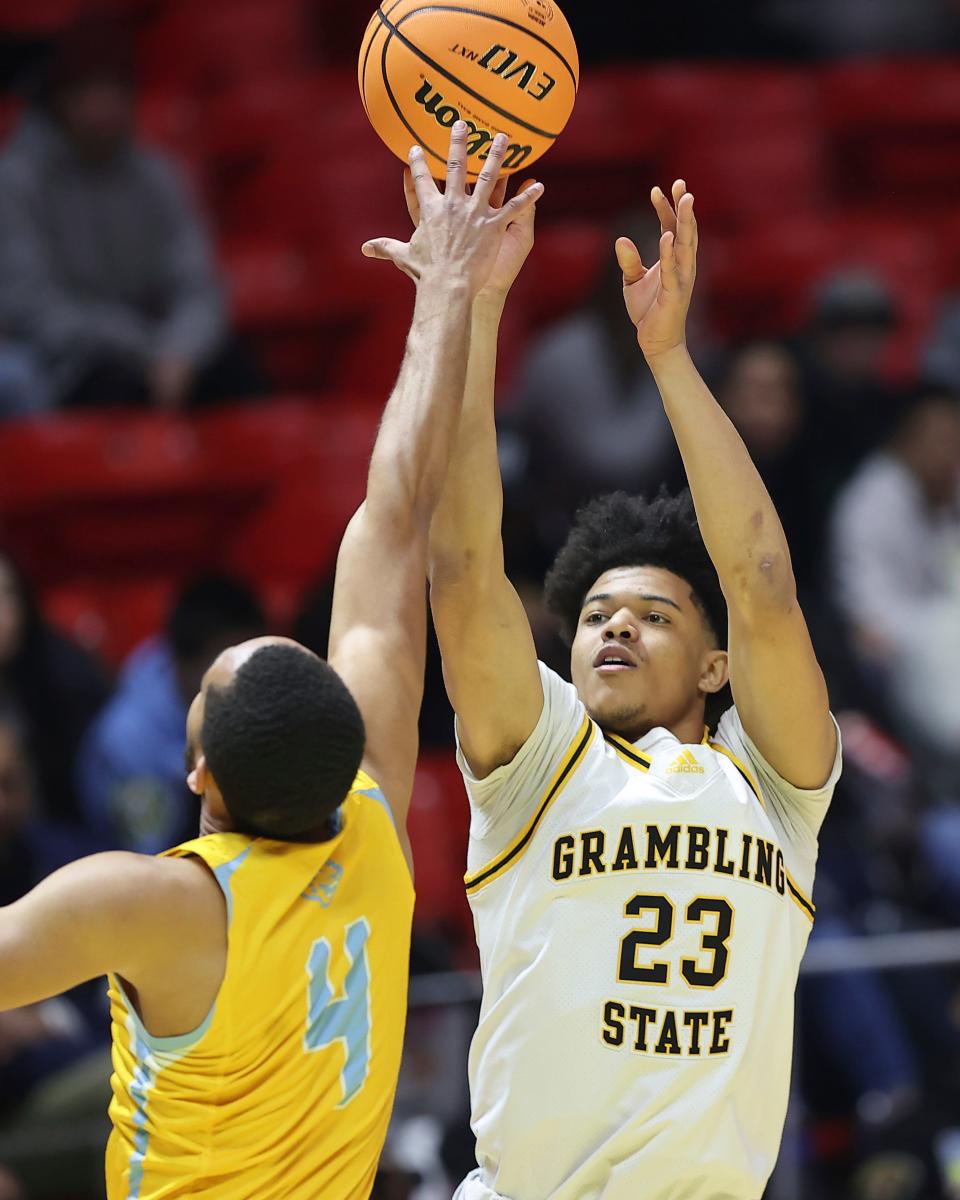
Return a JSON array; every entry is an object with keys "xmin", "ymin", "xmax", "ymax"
[{"xmin": 105, "ymin": 771, "xmax": 414, "ymax": 1200}]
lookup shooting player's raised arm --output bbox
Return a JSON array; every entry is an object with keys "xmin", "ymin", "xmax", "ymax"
[{"xmin": 618, "ymin": 181, "xmax": 836, "ymax": 791}]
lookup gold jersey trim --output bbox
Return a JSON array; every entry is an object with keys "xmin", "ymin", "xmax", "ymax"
[
  {"xmin": 602, "ymin": 731, "xmax": 652, "ymax": 771},
  {"xmin": 785, "ymin": 869, "xmax": 816, "ymax": 923},
  {"xmin": 465, "ymin": 716, "xmax": 595, "ymax": 895}
]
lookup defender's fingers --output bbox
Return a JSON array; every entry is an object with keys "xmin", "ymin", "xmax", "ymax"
[
  {"xmin": 672, "ymin": 178, "xmax": 687, "ymax": 209},
  {"xmin": 403, "ymin": 168, "xmax": 420, "ymax": 226},
  {"xmin": 408, "ymin": 145, "xmax": 439, "ymax": 211},
  {"xmin": 473, "ymin": 133, "xmax": 509, "ymax": 206},
  {"xmin": 615, "ymin": 236, "xmax": 647, "ymax": 286},
  {"xmin": 444, "ymin": 120, "xmax": 469, "ymax": 196},
  {"xmin": 361, "ymin": 237, "xmax": 409, "ymax": 263},
  {"xmin": 496, "ymin": 180, "xmax": 544, "ymax": 225},
  {"xmin": 651, "ymin": 185, "xmax": 678, "ymax": 235}
]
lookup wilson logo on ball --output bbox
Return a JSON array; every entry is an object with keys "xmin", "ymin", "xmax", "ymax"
[{"xmin": 414, "ymin": 79, "xmax": 533, "ymax": 169}]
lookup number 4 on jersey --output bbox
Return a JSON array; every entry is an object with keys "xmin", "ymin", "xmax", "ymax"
[{"xmin": 305, "ymin": 917, "xmax": 372, "ymax": 1107}]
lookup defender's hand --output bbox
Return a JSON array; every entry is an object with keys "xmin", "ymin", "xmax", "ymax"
[
  {"xmin": 403, "ymin": 171, "xmax": 539, "ymax": 304},
  {"xmin": 616, "ymin": 179, "xmax": 697, "ymax": 362},
  {"xmin": 362, "ymin": 124, "xmax": 543, "ymax": 297}
]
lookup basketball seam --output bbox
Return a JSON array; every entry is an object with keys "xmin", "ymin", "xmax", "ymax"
[
  {"xmin": 401, "ymin": 3, "xmax": 578, "ymax": 91},
  {"xmin": 360, "ymin": 22, "xmax": 381, "ymax": 115},
  {"xmin": 362, "ymin": 1, "xmax": 410, "ymax": 114},
  {"xmin": 376, "ymin": 5, "xmax": 562, "ymax": 141},
  {"xmin": 380, "ymin": 21, "xmax": 450, "ymax": 169}
]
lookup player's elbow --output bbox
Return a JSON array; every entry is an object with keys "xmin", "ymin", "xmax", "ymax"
[{"xmin": 725, "ymin": 550, "xmax": 798, "ymax": 621}]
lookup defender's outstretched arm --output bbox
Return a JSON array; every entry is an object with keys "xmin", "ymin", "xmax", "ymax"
[{"xmin": 328, "ymin": 128, "xmax": 543, "ymax": 845}]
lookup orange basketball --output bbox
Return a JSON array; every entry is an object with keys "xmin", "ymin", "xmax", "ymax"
[{"xmin": 358, "ymin": 0, "xmax": 579, "ymax": 180}]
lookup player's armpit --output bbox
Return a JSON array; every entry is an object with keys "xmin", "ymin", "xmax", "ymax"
[
  {"xmin": 430, "ymin": 564, "xmax": 543, "ymax": 780},
  {"xmin": 0, "ymin": 852, "xmax": 222, "ymax": 1011},
  {"xmin": 727, "ymin": 600, "xmax": 837, "ymax": 791}
]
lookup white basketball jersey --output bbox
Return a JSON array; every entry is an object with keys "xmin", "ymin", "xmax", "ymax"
[{"xmin": 457, "ymin": 663, "xmax": 841, "ymax": 1200}]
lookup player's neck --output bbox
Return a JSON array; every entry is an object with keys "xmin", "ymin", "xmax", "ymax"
[{"xmin": 604, "ymin": 709, "xmax": 708, "ymax": 748}]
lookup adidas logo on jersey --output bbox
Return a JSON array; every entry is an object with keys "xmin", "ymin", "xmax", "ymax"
[{"xmin": 666, "ymin": 750, "xmax": 705, "ymax": 775}]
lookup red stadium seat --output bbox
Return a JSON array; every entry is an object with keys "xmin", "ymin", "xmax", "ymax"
[
  {"xmin": 546, "ymin": 69, "xmax": 662, "ymax": 169},
  {"xmin": 705, "ymin": 215, "xmax": 939, "ymax": 378},
  {"xmin": 0, "ymin": 0, "xmax": 84, "ymax": 32},
  {"xmin": 407, "ymin": 752, "xmax": 475, "ymax": 961},
  {"xmin": 534, "ymin": 70, "xmax": 663, "ymax": 224},
  {"xmin": 210, "ymin": 399, "xmax": 380, "ymax": 587},
  {"xmin": 819, "ymin": 60, "xmax": 960, "ymax": 208},
  {"xmin": 44, "ymin": 577, "xmax": 175, "ymax": 666},
  {"xmin": 645, "ymin": 64, "xmax": 819, "ymax": 139},
  {"xmin": 220, "ymin": 238, "xmax": 335, "ymax": 330},
  {"xmin": 202, "ymin": 72, "xmax": 365, "ymax": 176},
  {"xmin": 137, "ymin": 0, "xmax": 314, "ymax": 94},
  {"xmin": 666, "ymin": 127, "xmax": 824, "ymax": 231},
  {"xmin": 516, "ymin": 221, "xmax": 606, "ymax": 327}
]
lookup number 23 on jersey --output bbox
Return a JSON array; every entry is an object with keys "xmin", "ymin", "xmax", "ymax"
[{"xmin": 603, "ymin": 893, "xmax": 735, "ymax": 1059}]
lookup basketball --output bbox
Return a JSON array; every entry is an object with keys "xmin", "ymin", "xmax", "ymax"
[{"xmin": 359, "ymin": 0, "xmax": 579, "ymax": 180}]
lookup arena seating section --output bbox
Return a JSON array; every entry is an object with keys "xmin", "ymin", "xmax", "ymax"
[{"xmin": 0, "ymin": 0, "xmax": 958, "ymax": 944}]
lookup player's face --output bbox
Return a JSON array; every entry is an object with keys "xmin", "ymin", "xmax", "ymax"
[{"xmin": 569, "ymin": 565, "xmax": 727, "ymax": 740}]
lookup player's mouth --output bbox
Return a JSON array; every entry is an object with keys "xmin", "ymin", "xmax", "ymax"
[{"xmin": 593, "ymin": 645, "xmax": 637, "ymax": 673}]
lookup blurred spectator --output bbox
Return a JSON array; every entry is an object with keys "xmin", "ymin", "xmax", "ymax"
[
  {"xmin": 795, "ymin": 271, "xmax": 906, "ymax": 513},
  {"xmin": 0, "ymin": 1167, "xmax": 22, "ymax": 1200},
  {"xmin": 76, "ymin": 575, "xmax": 265, "ymax": 853},
  {"xmin": 510, "ymin": 212, "xmax": 684, "ymax": 554},
  {"xmin": 828, "ymin": 388, "xmax": 960, "ymax": 759},
  {"xmin": 0, "ymin": 713, "xmax": 106, "ymax": 1116},
  {"xmin": 0, "ymin": 345, "xmax": 47, "ymax": 420},
  {"xmin": 0, "ymin": 552, "xmax": 110, "ymax": 827},
  {"xmin": 0, "ymin": 16, "xmax": 260, "ymax": 413},
  {"xmin": 715, "ymin": 340, "xmax": 824, "ymax": 589},
  {"xmin": 923, "ymin": 297, "xmax": 960, "ymax": 396}
]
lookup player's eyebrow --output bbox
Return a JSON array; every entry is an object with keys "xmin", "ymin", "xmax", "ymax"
[{"xmin": 583, "ymin": 591, "xmax": 683, "ymax": 612}]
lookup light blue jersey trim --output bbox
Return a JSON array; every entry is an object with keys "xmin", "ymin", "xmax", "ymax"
[
  {"xmin": 212, "ymin": 845, "xmax": 253, "ymax": 922},
  {"xmin": 113, "ymin": 845, "xmax": 251, "ymax": 1058},
  {"xmin": 357, "ymin": 786, "xmax": 396, "ymax": 830},
  {"xmin": 114, "ymin": 976, "xmax": 218, "ymax": 1055},
  {"xmin": 125, "ymin": 1027, "xmax": 157, "ymax": 1199}
]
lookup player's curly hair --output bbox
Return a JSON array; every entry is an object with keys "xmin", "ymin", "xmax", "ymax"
[
  {"xmin": 202, "ymin": 644, "xmax": 365, "ymax": 842},
  {"xmin": 544, "ymin": 489, "xmax": 730, "ymax": 726}
]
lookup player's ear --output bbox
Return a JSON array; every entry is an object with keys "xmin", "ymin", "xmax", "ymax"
[
  {"xmin": 699, "ymin": 648, "xmax": 729, "ymax": 695},
  {"xmin": 187, "ymin": 754, "xmax": 207, "ymax": 797}
]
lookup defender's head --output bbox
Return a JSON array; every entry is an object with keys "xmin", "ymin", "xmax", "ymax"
[
  {"xmin": 544, "ymin": 490, "xmax": 730, "ymax": 739},
  {"xmin": 185, "ymin": 638, "xmax": 365, "ymax": 842}
]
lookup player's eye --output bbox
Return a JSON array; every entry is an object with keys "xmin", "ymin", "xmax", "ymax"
[
  {"xmin": 584, "ymin": 612, "xmax": 605, "ymax": 624},
  {"xmin": 646, "ymin": 612, "xmax": 670, "ymax": 625}
]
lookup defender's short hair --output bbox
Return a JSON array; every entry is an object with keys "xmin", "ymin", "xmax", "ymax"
[
  {"xmin": 544, "ymin": 489, "xmax": 730, "ymax": 725},
  {"xmin": 202, "ymin": 644, "xmax": 365, "ymax": 841}
]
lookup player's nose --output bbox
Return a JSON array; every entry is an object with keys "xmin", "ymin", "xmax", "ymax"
[{"xmin": 603, "ymin": 609, "xmax": 639, "ymax": 641}]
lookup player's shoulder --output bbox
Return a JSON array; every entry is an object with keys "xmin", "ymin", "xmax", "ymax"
[
  {"xmin": 54, "ymin": 851, "xmax": 225, "ymax": 951},
  {"xmin": 537, "ymin": 660, "xmax": 586, "ymax": 723}
]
